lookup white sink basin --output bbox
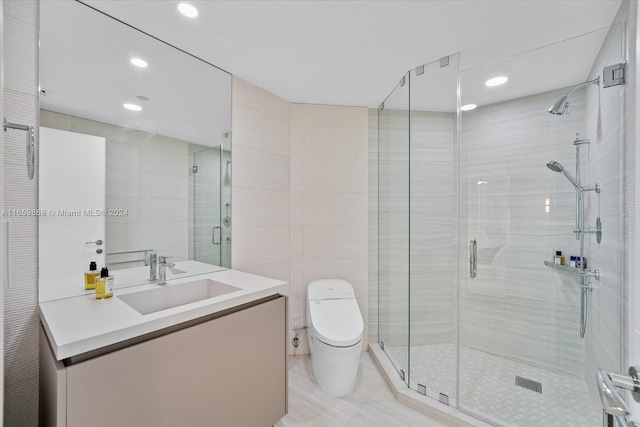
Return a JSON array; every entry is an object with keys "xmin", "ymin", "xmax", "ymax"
[{"xmin": 119, "ymin": 278, "xmax": 242, "ymax": 315}]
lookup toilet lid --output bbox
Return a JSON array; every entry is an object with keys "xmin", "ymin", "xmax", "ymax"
[
  {"xmin": 308, "ymin": 279, "xmax": 355, "ymax": 300},
  {"xmin": 309, "ymin": 298, "xmax": 364, "ymax": 347}
]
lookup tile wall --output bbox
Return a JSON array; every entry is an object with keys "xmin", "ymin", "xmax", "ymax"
[
  {"xmin": 40, "ymin": 110, "xmax": 191, "ymax": 262},
  {"xmin": 289, "ymin": 103, "xmax": 369, "ymax": 354},
  {"xmin": 2, "ymin": 0, "xmax": 39, "ymax": 424},
  {"xmin": 231, "ymin": 77, "xmax": 291, "ymax": 283},
  {"xmin": 459, "ymin": 87, "xmax": 587, "ymax": 378},
  {"xmin": 230, "ymin": 77, "xmax": 369, "ymax": 355},
  {"xmin": 368, "ymin": 109, "xmax": 379, "ymax": 347}
]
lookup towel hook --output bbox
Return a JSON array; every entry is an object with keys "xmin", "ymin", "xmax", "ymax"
[{"xmin": 4, "ymin": 117, "xmax": 35, "ymax": 180}]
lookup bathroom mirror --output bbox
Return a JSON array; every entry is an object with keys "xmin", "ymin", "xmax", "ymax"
[{"xmin": 38, "ymin": 1, "xmax": 232, "ymax": 302}]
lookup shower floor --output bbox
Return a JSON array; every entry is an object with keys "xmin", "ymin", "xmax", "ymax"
[{"xmin": 386, "ymin": 343, "xmax": 599, "ymax": 427}]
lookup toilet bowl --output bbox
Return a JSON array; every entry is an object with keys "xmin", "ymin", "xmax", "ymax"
[{"xmin": 306, "ymin": 279, "xmax": 364, "ymax": 397}]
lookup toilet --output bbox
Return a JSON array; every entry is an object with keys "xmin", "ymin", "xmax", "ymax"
[{"xmin": 306, "ymin": 279, "xmax": 364, "ymax": 397}]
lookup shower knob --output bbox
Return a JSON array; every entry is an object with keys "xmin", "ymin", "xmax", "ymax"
[{"xmin": 96, "ymin": 249, "xmax": 103, "ymax": 254}]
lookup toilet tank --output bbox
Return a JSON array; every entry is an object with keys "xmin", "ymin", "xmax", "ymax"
[{"xmin": 307, "ymin": 279, "xmax": 355, "ymax": 301}]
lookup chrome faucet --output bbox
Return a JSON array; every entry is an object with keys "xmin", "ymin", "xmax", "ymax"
[
  {"xmin": 146, "ymin": 252, "xmax": 157, "ymax": 282},
  {"xmin": 158, "ymin": 255, "xmax": 175, "ymax": 285}
]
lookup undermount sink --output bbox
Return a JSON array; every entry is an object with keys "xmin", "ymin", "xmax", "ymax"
[{"xmin": 119, "ymin": 278, "xmax": 242, "ymax": 315}]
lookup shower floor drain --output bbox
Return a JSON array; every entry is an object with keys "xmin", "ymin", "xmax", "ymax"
[{"xmin": 515, "ymin": 376, "xmax": 542, "ymax": 394}]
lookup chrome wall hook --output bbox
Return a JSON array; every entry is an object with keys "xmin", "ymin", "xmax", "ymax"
[{"xmin": 4, "ymin": 117, "xmax": 35, "ymax": 180}]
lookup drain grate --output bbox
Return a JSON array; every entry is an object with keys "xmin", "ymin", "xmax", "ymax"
[{"xmin": 515, "ymin": 376, "xmax": 542, "ymax": 394}]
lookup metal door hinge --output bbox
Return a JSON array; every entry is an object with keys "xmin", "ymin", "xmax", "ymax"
[
  {"xmin": 417, "ymin": 384, "xmax": 427, "ymax": 395},
  {"xmin": 440, "ymin": 56, "xmax": 450, "ymax": 68},
  {"xmin": 603, "ymin": 63, "xmax": 625, "ymax": 88},
  {"xmin": 416, "ymin": 65, "xmax": 424, "ymax": 76},
  {"xmin": 439, "ymin": 393, "xmax": 449, "ymax": 405}
]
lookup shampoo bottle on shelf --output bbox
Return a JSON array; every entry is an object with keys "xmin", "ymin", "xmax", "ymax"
[
  {"xmin": 553, "ymin": 251, "xmax": 565, "ymax": 266},
  {"xmin": 95, "ymin": 267, "xmax": 114, "ymax": 299},
  {"xmin": 84, "ymin": 261, "xmax": 99, "ymax": 290}
]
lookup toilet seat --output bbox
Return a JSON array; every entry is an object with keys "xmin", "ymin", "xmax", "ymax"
[{"xmin": 308, "ymin": 299, "xmax": 363, "ymax": 347}]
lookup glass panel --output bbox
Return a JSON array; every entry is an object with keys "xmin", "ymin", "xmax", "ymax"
[
  {"xmin": 378, "ymin": 72, "xmax": 410, "ymax": 384},
  {"xmin": 408, "ymin": 55, "xmax": 459, "ymax": 402},
  {"xmin": 191, "ymin": 145, "xmax": 223, "ymax": 266},
  {"xmin": 458, "ymin": 25, "xmax": 623, "ymax": 426}
]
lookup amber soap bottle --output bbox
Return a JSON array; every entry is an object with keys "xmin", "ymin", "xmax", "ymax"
[
  {"xmin": 84, "ymin": 261, "xmax": 99, "ymax": 290},
  {"xmin": 95, "ymin": 267, "xmax": 114, "ymax": 299}
]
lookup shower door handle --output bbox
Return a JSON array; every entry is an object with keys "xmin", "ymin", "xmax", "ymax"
[
  {"xmin": 596, "ymin": 367, "xmax": 640, "ymax": 416},
  {"xmin": 470, "ymin": 239, "xmax": 477, "ymax": 278},
  {"xmin": 212, "ymin": 226, "xmax": 221, "ymax": 245}
]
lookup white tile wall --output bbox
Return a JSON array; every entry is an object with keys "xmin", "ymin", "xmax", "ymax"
[
  {"xmin": 231, "ymin": 79, "xmax": 369, "ymax": 356},
  {"xmin": 368, "ymin": 109, "xmax": 379, "ymax": 347},
  {"xmin": 231, "ymin": 76, "xmax": 291, "ymax": 293},
  {"xmin": 40, "ymin": 110, "xmax": 191, "ymax": 262},
  {"xmin": 291, "ymin": 104, "xmax": 369, "ymax": 354},
  {"xmin": 3, "ymin": 1, "xmax": 40, "ymax": 424},
  {"xmin": 460, "ymin": 87, "xmax": 587, "ymax": 378}
]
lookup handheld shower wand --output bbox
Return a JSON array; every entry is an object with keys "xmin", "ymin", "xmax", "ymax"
[{"xmin": 546, "ymin": 161, "xmax": 579, "ymax": 188}]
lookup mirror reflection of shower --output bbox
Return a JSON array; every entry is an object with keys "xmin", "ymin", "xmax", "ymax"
[{"xmin": 547, "ymin": 77, "xmax": 599, "ymax": 115}]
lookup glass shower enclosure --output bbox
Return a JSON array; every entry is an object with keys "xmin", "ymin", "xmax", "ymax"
[
  {"xmin": 378, "ymin": 22, "xmax": 626, "ymax": 426},
  {"xmin": 190, "ymin": 141, "xmax": 232, "ymax": 269}
]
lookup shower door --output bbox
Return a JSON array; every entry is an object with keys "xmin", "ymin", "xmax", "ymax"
[
  {"xmin": 192, "ymin": 145, "xmax": 224, "ymax": 267},
  {"xmin": 378, "ymin": 72, "xmax": 410, "ymax": 384},
  {"xmin": 457, "ymin": 25, "xmax": 625, "ymax": 426}
]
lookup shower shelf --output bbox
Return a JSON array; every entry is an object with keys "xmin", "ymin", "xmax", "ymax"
[{"xmin": 544, "ymin": 260, "xmax": 580, "ymax": 282}]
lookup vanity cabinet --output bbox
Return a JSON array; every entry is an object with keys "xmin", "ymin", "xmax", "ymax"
[{"xmin": 40, "ymin": 296, "xmax": 287, "ymax": 427}]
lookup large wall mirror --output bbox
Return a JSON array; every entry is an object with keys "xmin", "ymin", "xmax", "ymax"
[{"xmin": 38, "ymin": 1, "xmax": 232, "ymax": 302}]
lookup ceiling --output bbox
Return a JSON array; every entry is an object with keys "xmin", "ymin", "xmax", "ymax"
[
  {"xmin": 40, "ymin": 1, "xmax": 232, "ymax": 147},
  {"xmin": 81, "ymin": 0, "xmax": 622, "ymax": 108}
]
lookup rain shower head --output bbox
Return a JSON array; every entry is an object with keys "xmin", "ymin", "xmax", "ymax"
[
  {"xmin": 547, "ymin": 160, "xmax": 579, "ymax": 188},
  {"xmin": 547, "ymin": 76, "xmax": 600, "ymax": 115},
  {"xmin": 548, "ymin": 95, "xmax": 570, "ymax": 115}
]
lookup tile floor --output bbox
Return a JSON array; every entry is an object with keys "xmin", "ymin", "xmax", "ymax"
[
  {"xmin": 275, "ymin": 351, "xmax": 450, "ymax": 427},
  {"xmin": 390, "ymin": 343, "xmax": 599, "ymax": 427}
]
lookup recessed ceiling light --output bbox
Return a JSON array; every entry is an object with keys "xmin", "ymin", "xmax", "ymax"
[
  {"xmin": 460, "ymin": 104, "xmax": 477, "ymax": 111},
  {"xmin": 123, "ymin": 103, "xmax": 142, "ymax": 111},
  {"xmin": 178, "ymin": 3, "xmax": 199, "ymax": 18},
  {"xmin": 137, "ymin": 95, "xmax": 149, "ymax": 101},
  {"xmin": 130, "ymin": 57, "xmax": 148, "ymax": 68},
  {"xmin": 485, "ymin": 76, "xmax": 508, "ymax": 87}
]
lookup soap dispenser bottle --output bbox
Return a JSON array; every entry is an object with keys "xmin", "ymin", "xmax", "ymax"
[
  {"xmin": 84, "ymin": 261, "xmax": 99, "ymax": 290},
  {"xmin": 95, "ymin": 267, "xmax": 114, "ymax": 299}
]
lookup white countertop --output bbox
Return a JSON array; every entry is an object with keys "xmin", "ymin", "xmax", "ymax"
[{"xmin": 39, "ymin": 269, "xmax": 288, "ymax": 360}]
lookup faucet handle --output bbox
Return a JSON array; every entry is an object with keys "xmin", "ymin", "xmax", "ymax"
[{"xmin": 159, "ymin": 255, "xmax": 173, "ymax": 263}]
